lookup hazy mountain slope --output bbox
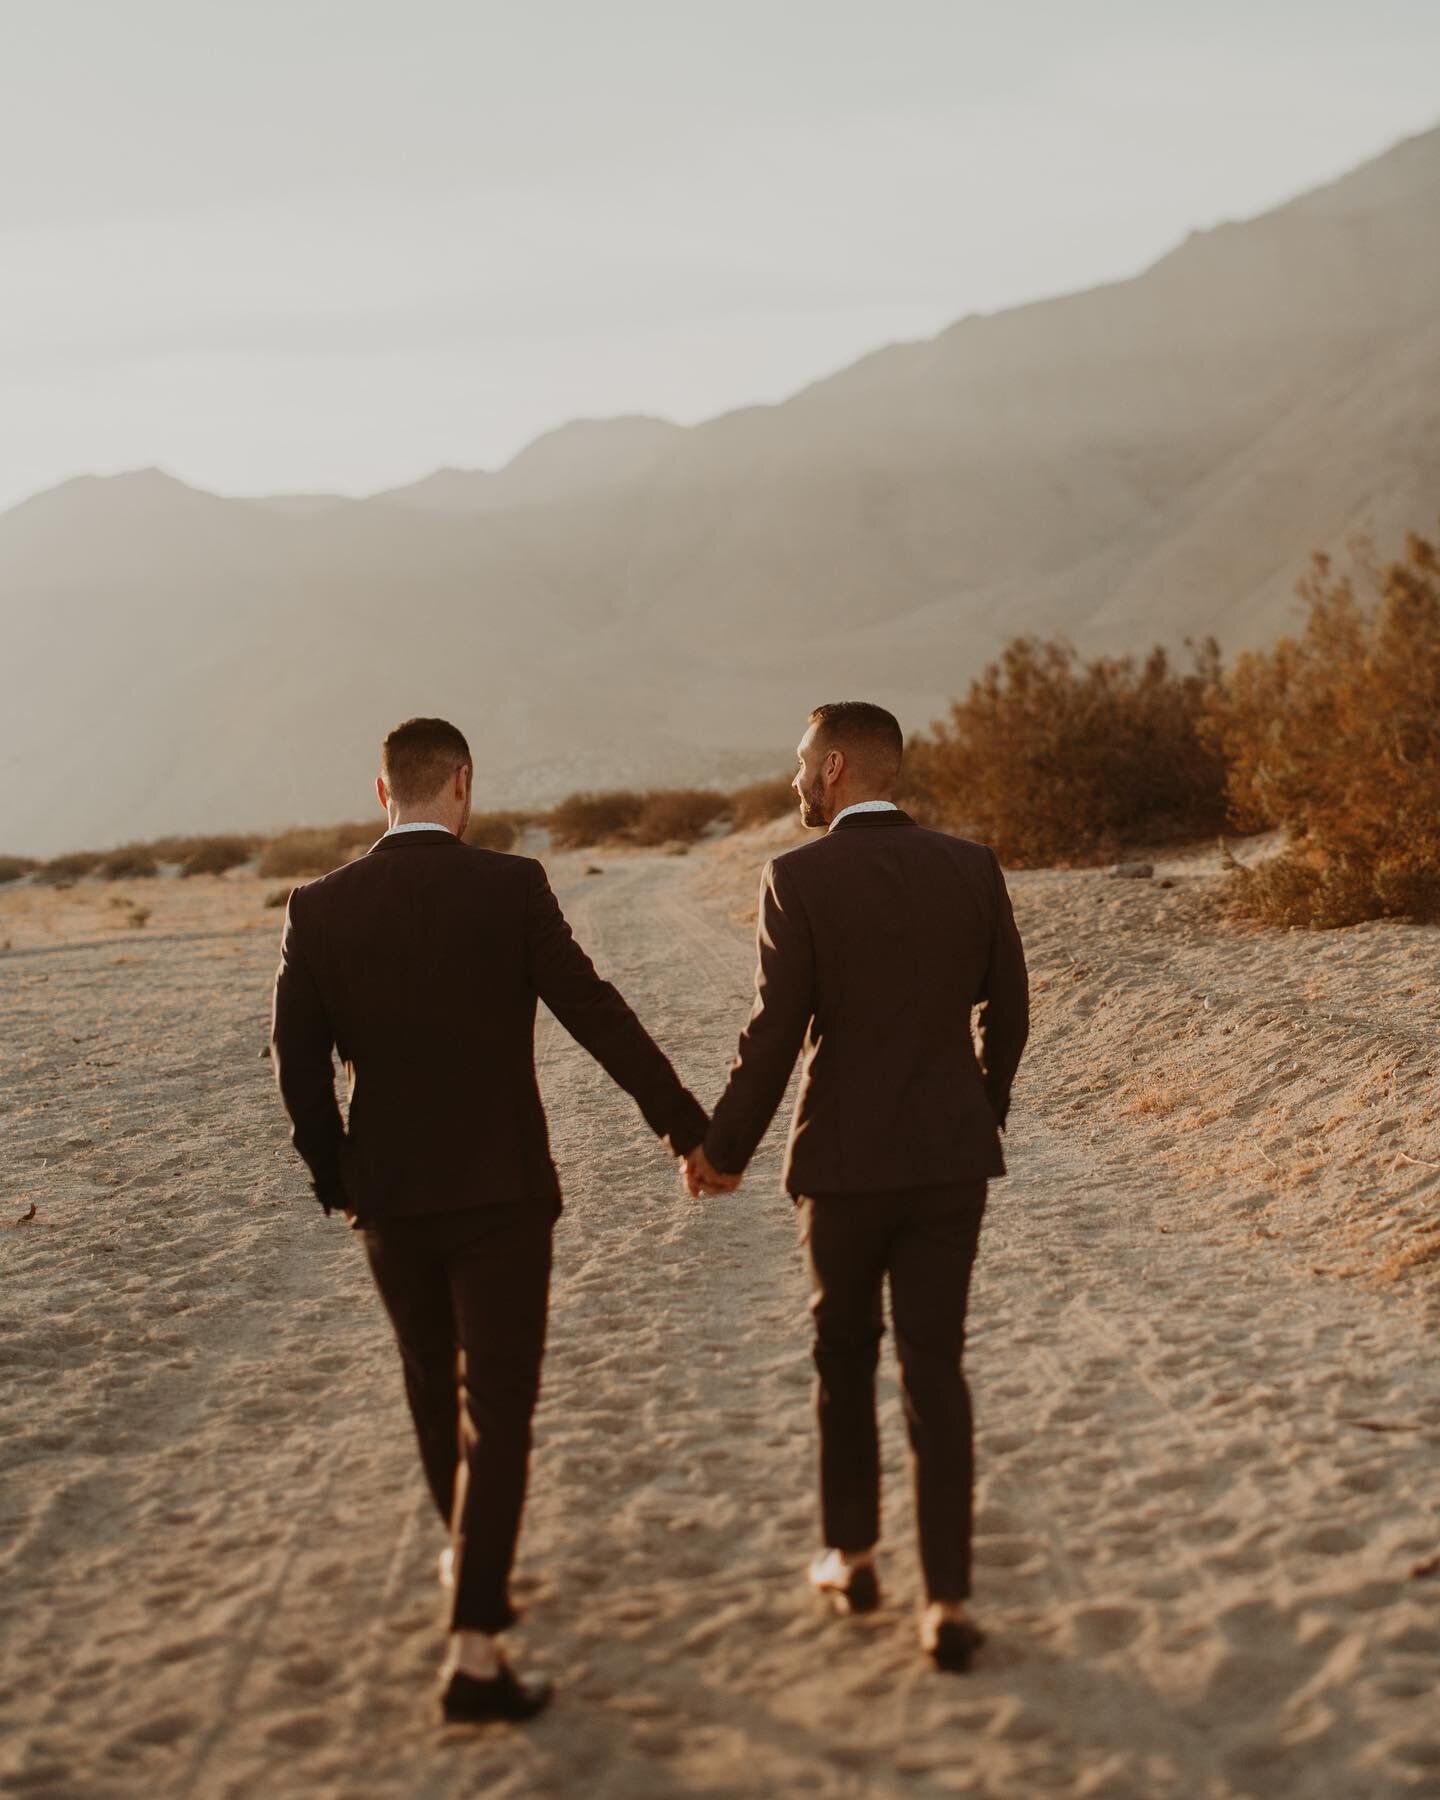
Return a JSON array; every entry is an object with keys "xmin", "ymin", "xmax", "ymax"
[
  {"xmin": 374, "ymin": 415, "xmax": 683, "ymax": 513},
  {"xmin": 2, "ymin": 126, "xmax": 1437, "ymax": 855},
  {"xmin": 1086, "ymin": 321, "xmax": 1440, "ymax": 652}
]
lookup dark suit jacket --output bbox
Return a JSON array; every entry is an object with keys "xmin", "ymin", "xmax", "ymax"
[
  {"xmin": 704, "ymin": 809, "xmax": 1028, "ymax": 1197},
  {"xmin": 270, "ymin": 828, "xmax": 707, "ymax": 1220}
]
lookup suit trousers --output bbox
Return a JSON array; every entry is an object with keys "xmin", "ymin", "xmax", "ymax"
[
  {"xmin": 360, "ymin": 1201, "xmax": 555, "ymax": 1634},
  {"xmin": 799, "ymin": 1180, "xmax": 987, "ymax": 1603}
]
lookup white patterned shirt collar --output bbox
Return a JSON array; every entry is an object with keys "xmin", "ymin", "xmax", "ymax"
[
  {"xmin": 828, "ymin": 801, "xmax": 901, "ymax": 832},
  {"xmin": 383, "ymin": 821, "xmax": 453, "ymax": 837}
]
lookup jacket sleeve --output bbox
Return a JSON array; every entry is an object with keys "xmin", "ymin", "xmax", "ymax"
[
  {"xmin": 524, "ymin": 860, "xmax": 708, "ymax": 1156},
  {"xmin": 976, "ymin": 848, "xmax": 1029, "ymax": 1127},
  {"xmin": 703, "ymin": 856, "xmax": 815, "ymax": 1175},
  {"xmin": 269, "ymin": 888, "xmax": 346, "ymax": 1212}
]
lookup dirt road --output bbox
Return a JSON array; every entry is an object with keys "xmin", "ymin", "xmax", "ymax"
[{"xmin": 2, "ymin": 849, "xmax": 1437, "ymax": 1798}]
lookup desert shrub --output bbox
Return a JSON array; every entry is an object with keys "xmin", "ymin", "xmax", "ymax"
[
  {"xmin": 97, "ymin": 844, "xmax": 159, "ymax": 879},
  {"xmin": 36, "ymin": 850, "xmax": 103, "ymax": 883},
  {"xmin": 264, "ymin": 886, "xmax": 294, "ymax": 909},
  {"xmin": 915, "ymin": 637, "xmax": 1227, "ymax": 866},
  {"xmin": 893, "ymin": 735, "xmax": 948, "ymax": 830},
  {"xmin": 1204, "ymin": 531, "xmax": 1440, "ymax": 927},
  {"xmin": 727, "ymin": 776, "xmax": 799, "ymax": 830},
  {"xmin": 546, "ymin": 791, "xmax": 646, "ymax": 849},
  {"xmin": 167, "ymin": 835, "xmax": 257, "ymax": 877},
  {"xmin": 463, "ymin": 811, "xmax": 527, "ymax": 852},
  {"xmin": 626, "ymin": 788, "xmax": 729, "ymax": 847},
  {"xmin": 258, "ymin": 822, "xmax": 377, "ymax": 878},
  {"xmin": 0, "ymin": 856, "xmax": 37, "ymax": 885}
]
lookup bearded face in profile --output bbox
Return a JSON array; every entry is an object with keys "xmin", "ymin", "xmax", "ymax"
[{"xmin": 796, "ymin": 763, "xmax": 830, "ymax": 829}]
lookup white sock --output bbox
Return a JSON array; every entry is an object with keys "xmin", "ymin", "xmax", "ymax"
[{"xmin": 443, "ymin": 1629, "xmax": 501, "ymax": 1681}]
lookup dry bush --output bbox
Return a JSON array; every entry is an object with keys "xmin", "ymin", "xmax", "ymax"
[
  {"xmin": 626, "ymin": 788, "xmax": 729, "ymax": 847},
  {"xmin": 159, "ymin": 834, "xmax": 258, "ymax": 877},
  {"xmin": 464, "ymin": 811, "xmax": 527, "ymax": 852},
  {"xmin": 546, "ymin": 791, "xmax": 646, "ymax": 849},
  {"xmin": 264, "ymin": 886, "xmax": 294, "ymax": 909},
  {"xmin": 1204, "ymin": 530, "xmax": 1440, "ymax": 928},
  {"xmin": 915, "ymin": 637, "xmax": 1228, "ymax": 865},
  {"xmin": 258, "ymin": 822, "xmax": 377, "ymax": 878},
  {"xmin": 894, "ymin": 735, "xmax": 950, "ymax": 830},
  {"xmin": 36, "ymin": 850, "xmax": 103, "ymax": 884},
  {"xmin": 97, "ymin": 844, "xmax": 159, "ymax": 879},
  {"xmin": 0, "ymin": 856, "xmax": 37, "ymax": 885},
  {"xmin": 727, "ymin": 777, "xmax": 799, "ymax": 831}
]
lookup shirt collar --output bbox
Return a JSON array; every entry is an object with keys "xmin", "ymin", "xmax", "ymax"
[
  {"xmin": 828, "ymin": 800, "xmax": 900, "ymax": 832},
  {"xmin": 383, "ymin": 821, "xmax": 453, "ymax": 837}
]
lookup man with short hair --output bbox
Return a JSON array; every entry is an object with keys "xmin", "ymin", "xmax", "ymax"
[
  {"xmin": 686, "ymin": 700, "xmax": 1028, "ymax": 1670},
  {"xmin": 271, "ymin": 716, "xmax": 707, "ymax": 1723}
]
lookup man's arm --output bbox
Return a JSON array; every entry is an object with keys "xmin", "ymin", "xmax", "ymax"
[
  {"xmin": 524, "ymin": 860, "xmax": 708, "ymax": 1155},
  {"xmin": 976, "ymin": 848, "xmax": 1029, "ymax": 1127},
  {"xmin": 703, "ymin": 856, "xmax": 815, "ymax": 1176},
  {"xmin": 269, "ymin": 889, "xmax": 346, "ymax": 1214}
]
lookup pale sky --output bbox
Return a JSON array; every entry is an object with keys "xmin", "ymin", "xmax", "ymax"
[{"xmin": 2, "ymin": 0, "xmax": 1437, "ymax": 510}]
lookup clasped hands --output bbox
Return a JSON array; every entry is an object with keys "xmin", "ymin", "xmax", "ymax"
[{"xmin": 681, "ymin": 1144, "xmax": 742, "ymax": 1199}]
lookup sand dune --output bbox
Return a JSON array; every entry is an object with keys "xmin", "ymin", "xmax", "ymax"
[{"xmin": 2, "ymin": 837, "xmax": 1437, "ymax": 1797}]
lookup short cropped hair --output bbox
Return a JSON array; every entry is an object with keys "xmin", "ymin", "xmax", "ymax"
[
  {"xmin": 808, "ymin": 700, "xmax": 903, "ymax": 780},
  {"xmin": 380, "ymin": 717, "xmax": 472, "ymax": 806}
]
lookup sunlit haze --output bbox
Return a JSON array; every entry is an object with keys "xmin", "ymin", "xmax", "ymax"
[{"xmin": 4, "ymin": 0, "xmax": 1438, "ymax": 510}]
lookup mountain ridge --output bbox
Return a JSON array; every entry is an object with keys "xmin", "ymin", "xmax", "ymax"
[{"xmin": 4, "ymin": 122, "xmax": 1438, "ymax": 857}]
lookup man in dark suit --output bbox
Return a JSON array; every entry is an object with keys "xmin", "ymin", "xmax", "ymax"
[
  {"xmin": 270, "ymin": 716, "xmax": 708, "ymax": 1723},
  {"xmin": 685, "ymin": 701, "xmax": 1028, "ymax": 1670}
]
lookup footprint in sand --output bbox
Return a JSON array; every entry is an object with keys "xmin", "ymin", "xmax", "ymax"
[
  {"xmin": 266, "ymin": 1713, "xmax": 332, "ymax": 1750},
  {"xmin": 277, "ymin": 1654, "xmax": 335, "ymax": 1691},
  {"xmin": 1294, "ymin": 1523, "xmax": 1365, "ymax": 1556},
  {"xmin": 1064, "ymin": 1603, "xmax": 1147, "ymax": 1654},
  {"xmin": 978, "ymin": 1535, "xmax": 1046, "ymax": 1571},
  {"xmin": 149, "ymin": 1633, "xmax": 222, "ymax": 1666},
  {"xmin": 125, "ymin": 1709, "xmax": 199, "ymax": 1747},
  {"xmin": 1046, "ymin": 1400, "xmax": 1096, "ymax": 1424}
]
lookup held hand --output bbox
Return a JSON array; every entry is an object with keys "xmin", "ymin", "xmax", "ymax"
[{"xmin": 682, "ymin": 1145, "xmax": 742, "ymax": 1198}]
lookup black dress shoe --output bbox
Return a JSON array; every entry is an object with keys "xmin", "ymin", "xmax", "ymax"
[
  {"xmin": 441, "ymin": 1663, "xmax": 554, "ymax": 1724},
  {"xmin": 924, "ymin": 1617, "xmax": 986, "ymax": 1672}
]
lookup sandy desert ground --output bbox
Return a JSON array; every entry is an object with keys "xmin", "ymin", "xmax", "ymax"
[{"xmin": 1, "ymin": 833, "xmax": 1438, "ymax": 1799}]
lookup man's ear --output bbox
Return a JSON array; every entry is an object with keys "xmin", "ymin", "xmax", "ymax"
[
  {"xmin": 826, "ymin": 748, "xmax": 846, "ymax": 788},
  {"xmin": 375, "ymin": 774, "xmax": 388, "ymax": 813}
]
